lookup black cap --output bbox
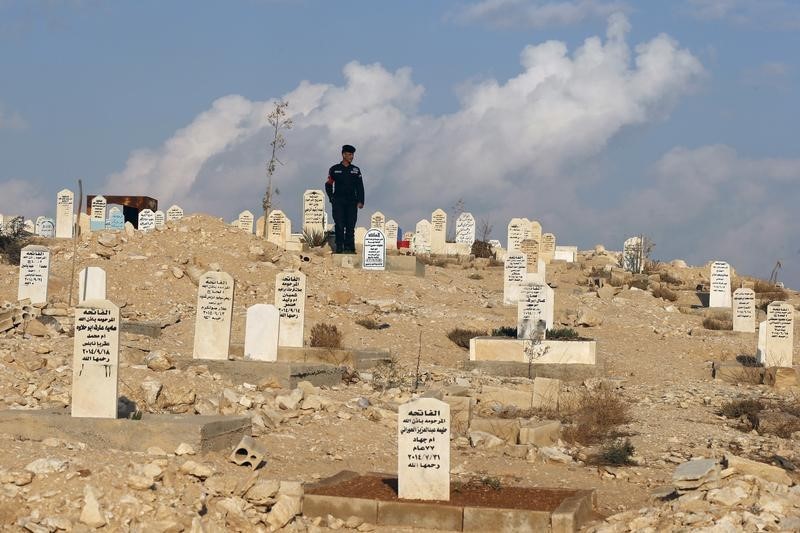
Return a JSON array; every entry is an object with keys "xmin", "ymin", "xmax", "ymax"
[{"xmin": 342, "ymin": 144, "xmax": 356, "ymax": 154}]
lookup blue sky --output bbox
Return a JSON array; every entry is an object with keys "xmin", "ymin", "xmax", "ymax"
[{"xmin": 1, "ymin": 0, "xmax": 799, "ymax": 287}]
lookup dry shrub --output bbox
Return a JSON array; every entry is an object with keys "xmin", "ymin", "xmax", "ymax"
[
  {"xmin": 753, "ymin": 280, "xmax": 789, "ymax": 311},
  {"xmin": 651, "ymin": 286, "xmax": 678, "ymax": 302},
  {"xmin": 562, "ymin": 389, "xmax": 632, "ymax": 445},
  {"xmin": 355, "ymin": 317, "xmax": 381, "ymax": 330},
  {"xmin": 703, "ymin": 310, "xmax": 732, "ymax": 330},
  {"xmin": 629, "ymin": 277, "xmax": 650, "ymax": 290},
  {"xmin": 471, "ymin": 240, "xmax": 494, "ymax": 259},
  {"xmin": 719, "ymin": 398, "xmax": 764, "ymax": 419},
  {"xmin": 659, "ymin": 271, "xmax": 683, "ymax": 286},
  {"xmin": 592, "ymin": 438, "xmax": 636, "ymax": 466},
  {"xmin": 446, "ymin": 327, "xmax": 486, "ymax": 349},
  {"xmin": 302, "ymin": 229, "xmax": 328, "ymax": 248},
  {"xmin": 547, "ymin": 327, "xmax": 586, "ymax": 341},
  {"xmin": 309, "ymin": 323, "xmax": 343, "ymax": 348},
  {"xmin": 491, "ymin": 326, "xmax": 517, "ymax": 338}
]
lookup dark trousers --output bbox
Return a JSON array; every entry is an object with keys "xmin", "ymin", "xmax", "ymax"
[{"xmin": 332, "ymin": 201, "xmax": 358, "ymax": 251}]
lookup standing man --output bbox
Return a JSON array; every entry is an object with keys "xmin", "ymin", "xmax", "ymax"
[{"xmin": 325, "ymin": 144, "xmax": 364, "ymax": 254}]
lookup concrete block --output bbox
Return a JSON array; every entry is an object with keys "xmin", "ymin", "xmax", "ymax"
[
  {"xmin": 532, "ymin": 377, "xmax": 561, "ymax": 410},
  {"xmin": 229, "ymin": 435, "xmax": 267, "ymax": 470},
  {"xmin": 332, "ymin": 254, "xmax": 425, "ymax": 277},
  {"xmin": 470, "ymin": 337, "xmax": 596, "ymax": 365},
  {"xmin": 121, "ymin": 320, "xmax": 163, "ymax": 338},
  {"xmin": 181, "ymin": 360, "xmax": 343, "ymax": 388},
  {"xmin": 479, "ymin": 385, "xmax": 533, "ymax": 409},
  {"xmin": 443, "ymin": 395, "xmax": 473, "ymax": 435},
  {"xmin": 463, "ymin": 506, "xmax": 550, "ymax": 533},
  {"xmin": 551, "ymin": 492, "xmax": 595, "ymax": 533},
  {"xmin": 0, "ymin": 409, "xmax": 250, "ymax": 453},
  {"xmin": 763, "ymin": 367, "xmax": 799, "ymax": 389},
  {"xmin": 519, "ymin": 420, "xmax": 561, "ymax": 446},
  {"xmin": 377, "ymin": 500, "xmax": 462, "ymax": 531},
  {"xmin": 469, "ymin": 417, "xmax": 520, "ymax": 444},
  {"xmin": 711, "ymin": 361, "xmax": 764, "ymax": 384},
  {"xmin": 302, "ymin": 494, "xmax": 378, "ymax": 524},
  {"xmin": 463, "ymin": 361, "xmax": 599, "ymax": 382}
]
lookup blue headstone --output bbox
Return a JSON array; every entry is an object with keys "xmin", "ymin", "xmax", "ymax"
[{"xmin": 107, "ymin": 208, "xmax": 125, "ymax": 230}]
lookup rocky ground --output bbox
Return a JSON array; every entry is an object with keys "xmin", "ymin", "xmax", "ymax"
[{"xmin": 0, "ymin": 214, "xmax": 798, "ymax": 532}]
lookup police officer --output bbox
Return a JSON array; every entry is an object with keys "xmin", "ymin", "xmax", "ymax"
[{"xmin": 325, "ymin": 144, "xmax": 364, "ymax": 254}]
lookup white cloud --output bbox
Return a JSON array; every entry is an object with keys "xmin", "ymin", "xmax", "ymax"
[
  {"xmin": 452, "ymin": 0, "xmax": 628, "ymax": 29},
  {"xmin": 106, "ymin": 13, "xmax": 703, "ymax": 231},
  {"xmin": 0, "ymin": 104, "xmax": 27, "ymax": 129},
  {"xmin": 741, "ymin": 61, "xmax": 792, "ymax": 89},
  {"xmin": 0, "ymin": 179, "xmax": 48, "ymax": 218},
  {"xmin": 683, "ymin": 0, "xmax": 800, "ymax": 29}
]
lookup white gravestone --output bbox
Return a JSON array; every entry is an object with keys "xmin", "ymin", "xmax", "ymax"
[
  {"xmin": 72, "ymin": 299, "xmax": 119, "ymax": 418},
  {"xmin": 554, "ymin": 245, "xmax": 577, "ymax": 262},
  {"xmin": 732, "ymin": 288, "xmax": 756, "ymax": 333},
  {"xmin": 503, "ymin": 251, "xmax": 527, "ymax": 306},
  {"xmin": 517, "ymin": 281, "xmax": 553, "ymax": 338},
  {"xmin": 455, "ymin": 212, "xmax": 475, "ymax": 248},
  {"xmin": 623, "ymin": 236, "xmax": 643, "ymax": 273},
  {"xmin": 35, "ymin": 216, "xmax": 46, "ymax": 236},
  {"xmin": 244, "ymin": 304, "xmax": 280, "ymax": 362},
  {"xmin": 398, "ymin": 398, "xmax": 450, "ymax": 501},
  {"xmin": 363, "ymin": 228, "xmax": 386, "ymax": 270},
  {"xmin": 709, "ymin": 261, "xmax": 732, "ymax": 308},
  {"xmin": 90, "ymin": 196, "xmax": 107, "ymax": 231},
  {"xmin": 528, "ymin": 220, "xmax": 543, "ymax": 243},
  {"xmin": 385, "ymin": 220, "xmax": 399, "ymax": 250},
  {"xmin": 275, "ymin": 271, "xmax": 306, "ymax": 348},
  {"xmin": 519, "ymin": 238, "xmax": 540, "ymax": 273},
  {"xmin": 24, "ymin": 219, "xmax": 34, "ymax": 233},
  {"xmin": 138, "ymin": 209, "xmax": 156, "ymax": 232},
  {"xmin": 79, "ymin": 267, "xmax": 107, "ymax": 304},
  {"xmin": 154, "ymin": 210, "xmax": 166, "ymax": 229},
  {"xmin": 192, "ymin": 271, "xmax": 234, "ymax": 360},
  {"xmin": 238, "ymin": 210, "xmax": 254, "ymax": 234},
  {"xmin": 107, "ymin": 207, "xmax": 124, "ymax": 230},
  {"xmin": 55, "ymin": 189, "xmax": 74, "ymax": 239},
  {"xmin": 764, "ymin": 301, "xmax": 794, "ymax": 368},
  {"xmin": 17, "ymin": 245, "xmax": 50, "ymax": 304},
  {"xmin": 527, "ymin": 259, "xmax": 547, "ymax": 284},
  {"xmin": 507, "ymin": 218, "xmax": 526, "ymax": 252},
  {"xmin": 430, "ymin": 209, "xmax": 447, "ymax": 254},
  {"xmin": 302, "ymin": 190, "xmax": 326, "ymax": 237},
  {"xmin": 354, "ymin": 227, "xmax": 367, "ymax": 247},
  {"xmin": 166, "ymin": 205, "xmax": 184, "ymax": 222},
  {"xmin": 267, "ymin": 210, "xmax": 288, "ymax": 247},
  {"xmin": 540, "ymin": 233, "xmax": 556, "ymax": 264},
  {"xmin": 413, "ymin": 220, "xmax": 431, "ymax": 254},
  {"xmin": 39, "ymin": 219, "xmax": 55, "ymax": 238},
  {"xmin": 757, "ymin": 320, "xmax": 767, "ymax": 362},
  {"xmin": 370, "ymin": 211, "xmax": 386, "ymax": 234}
]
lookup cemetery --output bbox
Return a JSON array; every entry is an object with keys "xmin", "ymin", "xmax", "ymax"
[{"xmin": 0, "ymin": 195, "xmax": 798, "ymax": 532}]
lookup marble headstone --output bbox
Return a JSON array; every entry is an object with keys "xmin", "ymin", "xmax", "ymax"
[
  {"xmin": 154, "ymin": 210, "xmax": 166, "ymax": 229},
  {"xmin": 370, "ymin": 211, "xmax": 386, "ymax": 233},
  {"xmin": 244, "ymin": 304, "xmax": 280, "ymax": 362},
  {"xmin": 362, "ymin": 228, "xmax": 386, "ymax": 270},
  {"xmin": 71, "ymin": 299, "xmax": 119, "ymax": 418},
  {"xmin": 528, "ymin": 220, "xmax": 543, "ymax": 244},
  {"xmin": 623, "ymin": 236, "xmax": 643, "ymax": 273},
  {"xmin": 138, "ymin": 209, "xmax": 156, "ymax": 232},
  {"xmin": 540, "ymin": 233, "xmax": 556, "ymax": 264},
  {"xmin": 385, "ymin": 220, "xmax": 399, "ymax": 250},
  {"xmin": 17, "ymin": 245, "xmax": 50, "ymax": 304},
  {"xmin": 192, "ymin": 271, "xmax": 234, "ymax": 360},
  {"xmin": 238, "ymin": 210, "xmax": 254, "ymax": 234},
  {"xmin": 78, "ymin": 266, "xmax": 107, "ymax": 304},
  {"xmin": 519, "ymin": 239, "xmax": 540, "ymax": 273},
  {"xmin": 90, "ymin": 195, "xmax": 107, "ymax": 231},
  {"xmin": 709, "ymin": 261, "xmax": 732, "ymax": 308},
  {"xmin": 275, "ymin": 271, "xmax": 306, "ymax": 347},
  {"xmin": 732, "ymin": 288, "xmax": 756, "ymax": 333},
  {"xmin": 302, "ymin": 189, "xmax": 326, "ymax": 236},
  {"xmin": 455, "ymin": 212, "xmax": 475, "ymax": 248},
  {"xmin": 166, "ymin": 205, "xmax": 184, "ymax": 222},
  {"xmin": 398, "ymin": 397, "xmax": 450, "ymax": 501},
  {"xmin": 267, "ymin": 210, "xmax": 288, "ymax": 247},
  {"xmin": 55, "ymin": 188, "xmax": 74, "ymax": 239},
  {"xmin": 413, "ymin": 220, "xmax": 431, "ymax": 254},
  {"xmin": 503, "ymin": 250, "xmax": 527, "ymax": 306},
  {"xmin": 507, "ymin": 218, "xmax": 526, "ymax": 252},
  {"xmin": 517, "ymin": 281, "xmax": 553, "ymax": 338},
  {"xmin": 430, "ymin": 209, "xmax": 447, "ymax": 254},
  {"xmin": 763, "ymin": 301, "xmax": 794, "ymax": 367}
]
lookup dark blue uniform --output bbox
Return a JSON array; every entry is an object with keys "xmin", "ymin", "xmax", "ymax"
[{"xmin": 325, "ymin": 162, "xmax": 364, "ymax": 253}]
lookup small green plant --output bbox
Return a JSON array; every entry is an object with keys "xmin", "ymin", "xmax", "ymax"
[
  {"xmin": 546, "ymin": 327, "xmax": 581, "ymax": 340},
  {"xmin": 302, "ymin": 229, "xmax": 328, "ymax": 248},
  {"xmin": 595, "ymin": 438, "xmax": 636, "ymax": 465},
  {"xmin": 491, "ymin": 326, "xmax": 517, "ymax": 338},
  {"xmin": 309, "ymin": 323, "xmax": 343, "ymax": 348},
  {"xmin": 446, "ymin": 327, "xmax": 486, "ymax": 349}
]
